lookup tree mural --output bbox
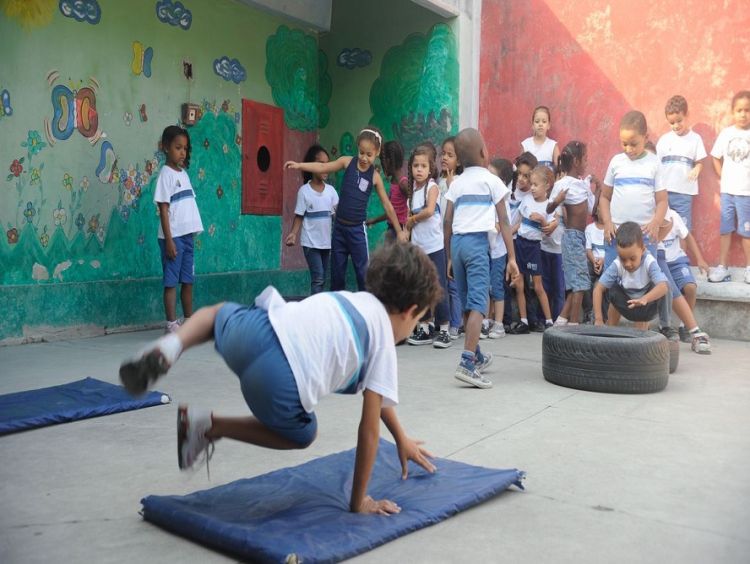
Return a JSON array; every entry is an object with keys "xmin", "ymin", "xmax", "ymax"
[{"xmin": 369, "ymin": 23, "xmax": 458, "ymax": 152}]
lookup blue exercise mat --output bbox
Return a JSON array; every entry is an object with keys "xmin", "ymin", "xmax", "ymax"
[
  {"xmin": 141, "ymin": 439, "xmax": 525, "ymax": 563},
  {"xmin": 0, "ymin": 377, "xmax": 170, "ymax": 435}
]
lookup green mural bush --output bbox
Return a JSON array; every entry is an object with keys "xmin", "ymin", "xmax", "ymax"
[
  {"xmin": 369, "ymin": 23, "xmax": 458, "ymax": 151},
  {"xmin": 265, "ymin": 25, "xmax": 332, "ymax": 131}
]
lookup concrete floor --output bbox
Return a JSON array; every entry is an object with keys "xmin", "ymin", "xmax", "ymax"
[{"xmin": 1, "ymin": 329, "xmax": 749, "ymax": 563}]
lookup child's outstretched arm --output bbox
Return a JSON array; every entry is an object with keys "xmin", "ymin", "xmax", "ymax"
[
  {"xmin": 374, "ymin": 174, "xmax": 407, "ymax": 242},
  {"xmin": 592, "ymin": 283, "xmax": 606, "ymax": 326},
  {"xmin": 351, "ymin": 390, "xmax": 401, "ymax": 515},
  {"xmin": 380, "ymin": 406, "xmax": 436, "ymax": 479},
  {"xmin": 285, "ymin": 156, "xmax": 349, "ymax": 175}
]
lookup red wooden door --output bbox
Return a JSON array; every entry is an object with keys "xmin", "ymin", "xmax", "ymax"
[{"xmin": 241, "ymin": 100, "xmax": 283, "ymax": 215}]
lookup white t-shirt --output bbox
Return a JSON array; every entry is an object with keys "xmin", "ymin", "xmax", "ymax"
[
  {"xmin": 711, "ymin": 125, "xmax": 750, "ymax": 196},
  {"xmin": 656, "ymin": 130, "xmax": 707, "ymax": 196},
  {"xmin": 541, "ymin": 209, "xmax": 563, "ymax": 254},
  {"xmin": 410, "ymin": 180, "xmax": 443, "ymax": 255},
  {"xmin": 604, "ymin": 152, "xmax": 665, "ymax": 227},
  {"xmin": 488, "ymin": 199, "xmax": 511, "ymax": 259},
  {"xmin": 445, "ymin": 167, "xmax": 509, "ymax": 234},
  {"xmin": 521, "ymin": 137, "xmax": 557, "ymax": 170},
  {"xmin": 659, "ymin": 208, "xmax": 690, "ymax": 263},
  {"xmin": 294, "ymin": 182, "xmax": 339, "ymax": 249},
  {"xmin": 256, "ymin": 287, "xmax": 398, "ymax": 413},
  {"xmin": 518, "ymin": 198, "xmax": 553, "ymax": 242},
  {"xmin": 585, "ymin": 222, "xmax": 606, "ymax": 260},
  {"xmin": 599, "ymin": 253, "xmax": 667, "ymax": 295},
  {"xmin": 550, "ymin": 175, "xmax": 591, "ymax": 206},
  {"xmin": 153, "ymin": 166, "xmax": 204, "ymax": 238}
]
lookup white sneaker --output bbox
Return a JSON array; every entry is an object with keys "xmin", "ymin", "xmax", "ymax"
[
  {"xmin": 553, "ymin": 318, "xmax": 568, "ymax": 327},
  {"xmin": 454, "ymin": 364, "xmax": 493, "ymax": 389},
  {"xmin": 690, "ymin": 332, "xmax": 712, "ymax": 355},
  {"xmin": 488, "ymin": 324, "xmax": 506, "ymax": 339},
  {"xmin": 708, "ymin": 265, "xmax": 730, "ymax": 283},
  {"xmin": 177, "ymin": 405, "xmax": 215, "ymax": 471},
  {"xmin": 165, "ymin": 320, "xmax": 180, "ymax": 333}
]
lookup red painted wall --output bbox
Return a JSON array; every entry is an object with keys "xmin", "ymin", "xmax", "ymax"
[{"xmin": 479, "ymin": 0, "xmax": 749, "ymax": 266}]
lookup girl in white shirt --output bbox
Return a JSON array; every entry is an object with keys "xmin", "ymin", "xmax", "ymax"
[{"xmin": 520, "ymin": 106, "xmax": 560, "ymax": 171}]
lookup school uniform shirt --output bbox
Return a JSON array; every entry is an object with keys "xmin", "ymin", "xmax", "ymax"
[
  {"xmin": 659, "ymin": 208, "xmax": 690, "ymax": 263},
  {"xmin": 598, "ymin": 253, "xmax": 668, "ymax": 296},
  {"xmin": 518, "ymin": 197, "xmax": 553, "ymax": 242},
  {"xmin": 153, "ymin": 166, "xmax": 203, "ymax": 239},
  {"xmin": 656, "ymin": 130, "xmax": 707, "ymax": 196},
  {"xmin": 445, "ymin": 166, "xmax": 509, "ymax": 234},
  {"xmin": 521, "ymin": 137, "xmax": 557, "ymax": 169},
  {"xmin": 604, "ymin": 152, "xmax": 665, "ymax": 227},
  {"xmin": 336, "ymin": 158, "xmax": 375, "ymax": 223},
  {"xmin": 256, "ymin": 287, "xmax": 398, "ymax": 413},
  {"xmin": 488, "ymin": 199, "xmax": 512, "ymax": 259},
  {"xmin": 549, "ymin": 175, "xmax": 591, "ymax": 206},
  {"xmin": 710, "ymin": 125, "xmax": 750, "ymax": 196},
  {"xmin": 585, "ymin": 222, "xmax": 606, "ymax": 260},
  {"xmin": 540, "ymin": 209, "xmax": 563, "ymax": 254},
  {"xmin": 410, "ymin": 180, "xmax": 443, "ymax": 255},
  {"xmin": 294, "ymin": 182, "xmax": 339, "ymax": 249}
]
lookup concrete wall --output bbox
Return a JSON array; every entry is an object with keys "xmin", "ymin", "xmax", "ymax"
[
  {"xmin": 479, "ymin": 0, "xmax": 749, "ymax": 267},
  {"xmin": 0, "ymin": 0, "xmax": 322, "ymax": 342}
]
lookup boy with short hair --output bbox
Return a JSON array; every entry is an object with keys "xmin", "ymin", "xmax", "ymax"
[
  {"xmin": 593, "ymin": 222, "xmax": 669, "ymax": 330},
  {"xmin": 119, "ymin": 242, "xmax": 440, "ymax": 515},
  {"xmin": 443, "ymin": 128, "xmax": 519, "ymax": 389},
  {"xmin": 656, "ymin": 95, "xmax": 707, "ymax": 231}
]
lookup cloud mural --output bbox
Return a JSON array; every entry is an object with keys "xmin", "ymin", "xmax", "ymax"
[
  {"xmin": 58, "ymin": 0, "xmax": 101, "ymax": 24},
  {"xmin": 337, "ymin": 48, "xmax": 372, "ymax": 70},
  {"xmin": 213, "ymin": 56, "xmax": 246, "ymax": 84},
  {"xmin": 155, "ymin": 0, "xmax": 192, "ymax": 31}
]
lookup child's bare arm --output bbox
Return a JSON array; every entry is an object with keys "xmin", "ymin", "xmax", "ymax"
[
  {"xmin": 157, "ymin": 202, "xmax": 177, "ymax": 259},
  {"xmin": 592, "ymin": 283, "xmax": 605, "ymax": 325},
  {"xmin": 628, "ymin": 281, "xmax": 667, "ymax": 308},
  {"xmin": 374, "ymin": 175, "xmax": 407, "ymax": 242},
  {"xmin": 381, "ymin": 407, "xmax": 436, "ymax": 479},
  {"xmin": 496, "ymin": 201, "xmax": 519, "ymax": 282},
  {"xmin": 586, "ymin": 249, "xmax": 597, "ymax": 266},
  {"xmin": 284, "ymin": 216, "xmax": 303, "ymax": 246},
  {"xmin": 684, "ymin": 232, "xmax": 709, "ymax": 274},
  {"xmin": 712, "ymin": 156, "xmax": 723, "ymax": 178},
  {"xmin": 406, "ymin": 184, "xmax": 438, "ymax": 229},
  {"xmin": 351, "ymin": 390, "xmax": 400, "ymax": 515},
  {"xmin": 688, "ymin": 160, "xmax": 704, "ymax": 181},
  {"xmin": 599, "ymin": 184, "xmax": 616, "ymax": 243},
  {"xmin": 443, "ymin": 201, "xmax": 454, "ymax": 278},
  {"xmin": 643, "ymin": 191, "xmax": 668, "ymax": 242},
  {"xmin": 285, "ymin": 156, "xmax": 349, "ymax": 174}
]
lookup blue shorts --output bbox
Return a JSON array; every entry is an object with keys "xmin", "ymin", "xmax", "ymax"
[
  {"xmin": 159, "ymin": 233, "xmax": 195, "ymax": 287},
  {"xmin": 668, "ymin": 193, "xmax": 694, "ymax": 231},
  {"xmin": 562, "ymin": 229, "xmax": 590, "ymax": 292},
  {"xmin": 213, "ymin": 303, "xmax": 317, "ymax": 447},
  {"xmin": 490, "ymin": 255, "xmax": 507, "ymax": 301},
  {"xmin": 452, "ymin": 232, "xmax": 490, "ymax": 314},
  {"xmin": 720, "ymin": 193, "xmax": 750, "ymax": 237},
  {"xmin": 656, "ymin": 249, "xmax": 681, "ymax": 297},
  {"xmin": 516, "ymin": 236, "xmax": 541, "ymax": 275},
  {"xmin": 668, "ymin": 256, "xmax": 697, "ymax": 291}
]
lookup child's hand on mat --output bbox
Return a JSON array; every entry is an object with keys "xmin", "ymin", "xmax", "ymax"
[
  {"xmin": 398, "ymin": 437, "xmax": 436, "ymax": 479},
  {"xmin": 627, "ymin": 298, "xmax": 648, "ymax": 308},
  {"xmin": 284, "ymin": 160, "xmax": 300, "ymax": 170},
  {"xmin": 357, "ymin": 495, "xmax": 401, "ymax": 516},
  {"xmin": 165, "ymin": 238, "xmax": 177, "ymax": 259}
]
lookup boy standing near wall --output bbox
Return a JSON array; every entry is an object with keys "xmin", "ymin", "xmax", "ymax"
[{"xmin": 443, "ymin": 128, "xmax": 519, "ymax": 389}]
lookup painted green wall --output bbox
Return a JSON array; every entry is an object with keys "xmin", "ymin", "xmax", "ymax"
[{"xmin": 0, "ymin": 0, "xmax": 316, "ymax": 341}]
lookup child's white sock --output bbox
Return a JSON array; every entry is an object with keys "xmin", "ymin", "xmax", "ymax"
[
  {"xmin": 545, "ymin": 319, "xmax": 553, "ymax": 325},
  {"xmin": 157, "ymin": 333, "xmax": 183, "ymax": 366},
  {"xmin": 440, "ymin": 323, "xmax": 449, "ymax": 332},
  {"xmin": 556, "ymin": 316, "xmax": 568, "ymax": 324},
  {"xmin": 521, "ymin": 317, "xmax": 528, "ymax": 325},
  {"xmin": 420, "ymin": 322, "xmax": 430, "ymax": 333}
]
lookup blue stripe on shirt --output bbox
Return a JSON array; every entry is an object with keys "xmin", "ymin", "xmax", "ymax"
[
  {"xmin": 613, "ymin": 177, "xmax": 655, "ymax": 187},
  {"xmin": 304, "ymin": 210, "xmax": 331, "ymax": 219},
  {"xmin": 521, "ymin": 217, "xmax": 542, "ymax": 230},
  {"xmin": 454, "ymin": 194, "xmax": 493, "ymax": 207},
  {"xmin": 170, "ymin": 189, "xmax": 194, "ymax": 203},
  {"xmin": 330, "ymin": 294, "xmax": 371, "ymax": 395},
  {"xmin": 661, "ymin": 155, "xmax": 695, "ymax": 167}
]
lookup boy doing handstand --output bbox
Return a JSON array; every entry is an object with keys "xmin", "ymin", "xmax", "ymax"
[{"xmin": 120, "ymin": 242, "xmax": 439, "ymax": 515}]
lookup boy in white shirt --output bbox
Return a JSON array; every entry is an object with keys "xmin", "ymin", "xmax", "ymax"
[
  {"xmin": 119, "ymin": 242, "xmax": 440, "ymax": 516},
  {"xmin": 444, "ymin": 128, "xmax": 519, "ymax": 388},
  {"xmin": 656, "ymin": 95, "xmax": 707, "ymax": 231}
]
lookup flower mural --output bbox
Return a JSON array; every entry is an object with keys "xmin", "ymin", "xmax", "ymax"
[
  {"xmin": 22, "ymin": 130, "xmax": 46, "ymax": 158},
  {"xmin": 53, "ymin": 204, "xmax": 67, "ymax": 226},
  {"xmin": 62, "ymin": 172, "xmax": 73, "ymax": 191},
  {"xmin": 30, "ymin": 167, "xmax": 41, "ymax": 185},
  {"xmin": 80, "ymin": 176, "xmax": 89, "ymax": 191},
  {"xmin": 216, "ymin": 185, "xmax": 224, "ymax": 199},
  {"xmin": 8, "ymin": 158, "xmax": 24, "ymax": 178},
  {"xmin": 75, "ymin": 212, "xmax": 85, "ymax": 231},
  {"xmin": 40, "ymin": 226, "xmax": 49, "ymax": 248},
  {"xmin": 6, "ymin": 227, "xmax": 19, "ymax": 244},
  {"xmin": 23, "ymin": 201, "xmax": 36, "ymax": 223}
]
